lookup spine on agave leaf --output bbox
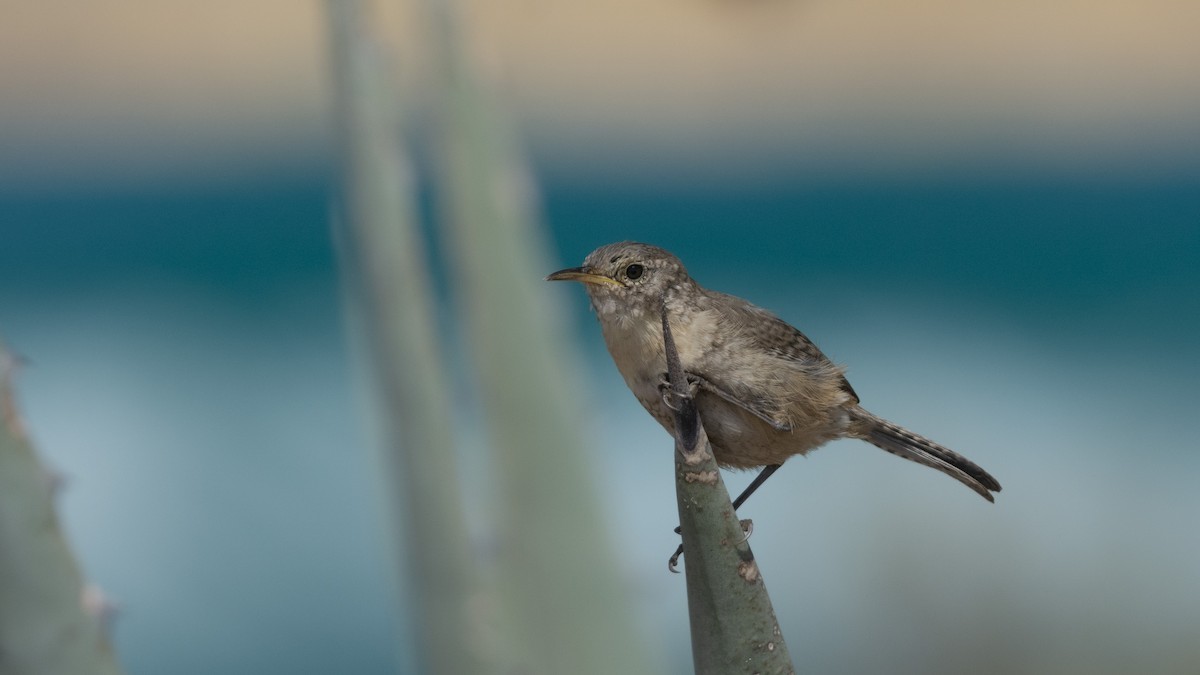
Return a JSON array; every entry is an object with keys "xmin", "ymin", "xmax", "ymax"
[{"xmin": 0, "ymin": 344, "xmax": 125, "ymax": 675}]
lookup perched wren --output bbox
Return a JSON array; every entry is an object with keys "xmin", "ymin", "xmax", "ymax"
[{"xmin": 547, "ymin": 241, "xmax": 1001, "ymax": 503}]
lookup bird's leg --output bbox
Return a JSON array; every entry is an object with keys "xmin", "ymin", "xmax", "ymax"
[
  {"xmin": 732, "ymin": 463, "xmax": 782, "ymax": 510},
  {"xmin": 667, "ymin": 463, "xmax": 783, "ymax": 572}
]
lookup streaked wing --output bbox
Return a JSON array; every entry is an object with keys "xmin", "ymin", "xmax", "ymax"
[{"xmin": 706, "ymin": 290, "xmax": 860, "ymax": 403}]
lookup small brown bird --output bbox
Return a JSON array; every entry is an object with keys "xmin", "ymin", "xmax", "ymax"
[{"xmin": 547, "ymin": 241, "xmax": 1000, "ymax": 504}]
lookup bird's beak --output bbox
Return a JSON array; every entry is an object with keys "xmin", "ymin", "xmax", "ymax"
[{"xmin": 544, "ymin": 267, "xmax": 622, "ymax": 287}]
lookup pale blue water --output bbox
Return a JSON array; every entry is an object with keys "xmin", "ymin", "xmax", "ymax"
[{"xmin": 2, "ymin": 174, "xmax": 1198, "ymax": 674}]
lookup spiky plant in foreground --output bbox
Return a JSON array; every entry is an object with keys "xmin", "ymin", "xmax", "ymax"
[{"xmin": 0, "ymin": 344, "xmax": 124, "ymax": 675}]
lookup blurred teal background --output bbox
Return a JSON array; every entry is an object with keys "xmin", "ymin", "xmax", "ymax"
[{"xmin": 2, "ymin": 2, "xmax": 1199, "ymax": 674}]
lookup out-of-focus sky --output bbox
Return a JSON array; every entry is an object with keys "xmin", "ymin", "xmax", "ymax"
[
  {"xmin": 3, "ymin": 0, "xmax": 1199, "ymax": 188},
  {"xmin": 2, "ymin": 2, "xmax": 1199, "ymax": 675}
]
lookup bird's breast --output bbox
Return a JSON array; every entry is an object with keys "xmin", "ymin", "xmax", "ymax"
[
  {"xmin": 597, "ymin": 308, "xmax": 724, "ymax": 424},
  {"xmin": 599, "ymin": 315, "xmax": 664, "ymax": 392}
]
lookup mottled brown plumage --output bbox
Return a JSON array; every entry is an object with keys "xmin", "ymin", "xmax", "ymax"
[{"xmin": 547, "ymin": 241, "xmax": 1001, "ymax": 502}]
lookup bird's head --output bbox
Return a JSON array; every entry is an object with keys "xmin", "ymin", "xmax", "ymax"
[{"xmin": 545, "ymin": 241, "xmax": 689, "ymax": 320}]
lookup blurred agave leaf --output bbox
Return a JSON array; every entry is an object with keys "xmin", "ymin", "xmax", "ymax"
[
  {"xmin": 421, "ymin": 1, "xmax": 657, "ymax": 673},
  {"xmin": 0, "ymin": 345, "xmax": 125, "ymax": 675},
  {"xmin": 324, "ymin": 1, "xmax": 486, "ymax": 673}
]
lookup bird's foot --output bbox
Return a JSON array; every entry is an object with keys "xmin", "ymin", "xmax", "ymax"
[
  {"xmin": 668, "ymin": 544, "xmax": 684, "ymax": 573},
  {"xmin": 666, "ymin": 518, "xmax": 755, "ymax": 573},
  {"xmin": 658, "ymin": 371, "xmax": 699, "ymax": 411},
  {"xmin": 736, "ymin": 518, "xmax": 754, "ymax": 545}
]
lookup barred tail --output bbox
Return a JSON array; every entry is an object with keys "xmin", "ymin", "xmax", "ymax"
[{"xmin": 850, "ymin": 407, "xmax": 1001, "ymax": 502}]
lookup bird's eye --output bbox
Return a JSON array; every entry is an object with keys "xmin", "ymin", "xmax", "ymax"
[{"xmin": 625, "ymin": 263, "xmax": 644, "ymax": 280}]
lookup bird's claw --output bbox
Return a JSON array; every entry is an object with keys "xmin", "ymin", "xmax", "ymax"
[
  {"xmin": 668, "ymin": 544, "xmax": 684, "ymax": 573},
  {"xmin": 667, "ymin": 519, "xmax": 754, "ymax": 573},
  {"xmin": 737, "ymin": 518, "xmax": 754, "ymax": 545},
  {"xmin": 658, "ymin": 372, "xmax": 699, "ymax": 411}
]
